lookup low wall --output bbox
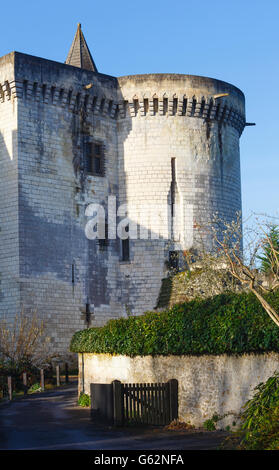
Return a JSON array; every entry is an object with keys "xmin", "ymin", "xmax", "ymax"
[{"xmin": 78, "ymin": 352, "xmax": 279, "ymax": 428}]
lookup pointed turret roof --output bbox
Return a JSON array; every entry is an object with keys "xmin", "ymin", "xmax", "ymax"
[{"xmin": 65, "ymin": 23, "xmax": 98, "ymax": 72}]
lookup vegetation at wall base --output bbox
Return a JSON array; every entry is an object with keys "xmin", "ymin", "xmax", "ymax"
[
  {"xmin": 70, "ymin": 290, "xmax": 279, "ymax": 356},
  {"xmin": 78, "ymin": 393, "xmax": 91, "ymax": 407},
  {"xmin": 221, "ymin": 371, "xmax": 279, "ymax": 450}
]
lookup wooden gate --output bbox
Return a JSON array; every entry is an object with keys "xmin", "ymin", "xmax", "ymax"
[{"xmin": 112, "ymin": 379, "xmax": 178, "ymax": 426}]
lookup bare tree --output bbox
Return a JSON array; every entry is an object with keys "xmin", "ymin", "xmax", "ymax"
[
  {"xmin": 0, "ymin": 310, "xmax": 53, "ymax": 372},
  {"xmin": 206, "ymin": 213, "xmax": 279, "ymax": 328}
]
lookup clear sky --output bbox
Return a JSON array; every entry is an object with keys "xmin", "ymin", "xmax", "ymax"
[{"xmin": 0, "ymin": 0, "xmax": 278, "ymax": 221}]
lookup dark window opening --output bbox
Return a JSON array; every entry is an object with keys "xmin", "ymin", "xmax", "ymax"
[
  {"xmin": 163, "ymin": 97, "xmax": 168, "ymax": 115},
  {"xmin": 84, "ymin": 95, "xmax": 89, "ymax": 111},
  {"xmin": 182, "ymin": 97, "xmax": 187, "ymax": 116},
  {"xmin": 173, "ymin": 98, "xmax": 178, "ymax": 115},
  {"xmin": 215, "ymin": 102, "xmax": 221, "ymax": 120},
  {"xmin": 171, "ymin": 158, "xmax": 176, "ymax": 217},
  {"xmin": 122, "ymin": 238, "xmax": 130, "ymax": 261},
  {"xmin": 133, "ymin": 99, "xmax": 139, "ymax": 116},
  {"xmin": 99, "ymin": 98, "xmax": 105, "ymax": 113},
  {"xmin": 200, "ymin": 98, "xmax": 206, "ymax": 117},
  {"xmin": 114, "ymin": 104, "xmax": 120, "ymax": 119},
  {"xmin": 207, "ymin": 98, "xmax": 213, "ymax": 119},
  {"xmin": 108, "ymin": 100, "xmax": 113, "ymax": 115},
  {"xmin": 85, "ymin": 142, "xmax": 104, "ymax": 176},
  {"xmin": 191, "ymin": 97, "xmax": 197, "ymax": 116},
  {"xmin": 67, "ymin": 90, "xmax": 72, "ymax": 106},
  {"xmin": 153, "ymin": 98, "xmax": 158, "ymax": 114},
  {"xmin": 169, "ymin": 251, "xmax": 179, "ymax": 271},
  {"xmin": 23, "ymin": 80, "xmax": 28, "ymax": 100},
  {"xmin": 144, "ymin": 98, "xmax": 149, "ymax": 115},
  {"xmin": 92, "ymin": 96, "xmax": 97, "ymax": 111},
  {"xmin": 123, "ymin": 100, "xmax": 129, "ymax": 118}
]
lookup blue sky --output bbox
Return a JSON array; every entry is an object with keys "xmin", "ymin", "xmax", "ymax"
[{"xmin": 0, "ymin": 0, "xmax": 278, "ymax": 220}]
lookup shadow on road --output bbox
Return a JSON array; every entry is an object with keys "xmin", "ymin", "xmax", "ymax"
[{"xmin": 0, "ymin": 383, "xmax": 226, "ymax": 450}]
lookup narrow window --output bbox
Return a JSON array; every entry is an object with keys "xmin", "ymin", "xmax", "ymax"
[
  {"xmin": 123, "ymin": 100, "xmax": 129, "ymax": 117},
  {"xmin": 215, "ymin": 102, "xmax": 221, "ymax": 120},
  {"xmin": 171, "ymin": 158, "xmax": 176, "ymax": 216},
  {"xmin": 72, "ymin": 263, "xmax": 75, "ymax": 284},
  {"xmin": 163, "ymin": 97, "xmax": 168, "ymax": 115},
  {"xmin": 107, "ymin": 100, "xmax": 113, "ymax": 115},
  {"xmin": 200, "ymin": 98, "xmax": 205, "ymax": 117},
  {"xmin": 133, "ymin": 99, "xmax": 139, "ymax": 116},
  {"xmin": 114, "ymin": 104, "xmax": 119, "ymax": 119},
  {"xmin": 92, "ymin": 96, "xmax": 97, "ymax": 111},
  {"xmin": 99, "ymin": 98, "xmax": 105, "ymax": 113},
  {"xmin": 75, "ymin": 93, "xmax": 81, "ymax": 112},
  {"xmin": 84, "ymin": 94, "xmax": 89, "ymax": 112},
  {"xmin": 122, "ymin": 238, "xmax": 130, "ymax": 261},
  {"xmin": 207, "ymin": 98, "xmax": 213, "ymax": 119},
  {"xmin": 144, "ymin": 98, "xmax": 149, "ymax": 115},
  {"xmin": 85, "ymin": 142, "xmax": 104, "ymax": 176},
  {"xmin": 67, "ymin": 90, "xmax": 72, "ymax": 106},
  {"xmin": 173, "ymin": 97, "xmax": 178, "ymax": 115},
  {"xmin": 23, "ymin": 80, "xmax": 28, "ymax": 100},
  {"xmin": 182, "ymin": 97, "xmax": 187, "ymax": 116},
  {"xmin": 191, "ymin": 97, "xmax": 197, "ymax": 116},
  {"xmin": 153, "ymin": 97, "xmax": 158, "ymax": 114}
]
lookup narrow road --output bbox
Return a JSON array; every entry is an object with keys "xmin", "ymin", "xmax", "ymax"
[{"xmin": 0, "ymin": 384, "xmax": 225, "ymax": 450}]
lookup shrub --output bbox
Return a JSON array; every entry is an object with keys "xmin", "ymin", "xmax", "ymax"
[
  {"xmin": 70, "ymin": 291, "xmax": 279, "ymax": 356},
  {"xmin": 78, "ymin": 393, "xmax": 91, "ymax": 407},
  {"xmin": 221, "ymin": 372, "xmax": 279, "ymax": 450}
]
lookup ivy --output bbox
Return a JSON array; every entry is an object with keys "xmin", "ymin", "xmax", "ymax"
[{"xmin": 70, "ymin": 291, "xmax": 279, "ymax": 356}]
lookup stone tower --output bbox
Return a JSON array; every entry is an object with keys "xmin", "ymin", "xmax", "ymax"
[{"xmin": 0, "ymin": 25, "xmax": 246, "ymax": 356}]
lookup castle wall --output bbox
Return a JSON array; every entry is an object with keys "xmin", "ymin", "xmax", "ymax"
[
  {"xmin": 0, "ymin": 53, "xmax": 246, "ymax": 358},
  {"xmin": 0, "ymin": 53, "xmax": 20, "ymax": 320},
  {"xmin": 116, "ymin": 74, "xmax": 245, "ymax": 315},
  {"xmin": 13, "ymin": 54, "xmax": 124, "ymax": 355}
]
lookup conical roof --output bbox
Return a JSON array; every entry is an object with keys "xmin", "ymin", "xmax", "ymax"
[{"xmin": 65, "ymin": 23, "xmax": 98, "ymax": 72}]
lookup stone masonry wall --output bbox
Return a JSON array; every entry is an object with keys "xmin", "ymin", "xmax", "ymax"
[
  {"xmin": 0, "ymin": 53, "xmax": 20, "ymax": 320},
  {"xmin": 116, "ymin": 74, "xmax": 244, "ymax": 315},
  {"xmin": 0, "ymin": 52, "xmax": 246, "ymax": 358},
  {"xmin": 14, "ymin": 54, "xmax": 125, "ymax": 355},
  {"xmin": 79, "ymin": 352, "xmax": 279, "ymax": 428}
]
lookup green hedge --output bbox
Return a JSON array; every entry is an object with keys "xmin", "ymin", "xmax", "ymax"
[{"xmin": 70, "ymin": 291, "xmax": 279, "ymax": 356}]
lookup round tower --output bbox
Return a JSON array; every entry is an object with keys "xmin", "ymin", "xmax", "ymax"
[{"xmin": 116, "ymin": 73, "xmax": 245, "ymax": 312}]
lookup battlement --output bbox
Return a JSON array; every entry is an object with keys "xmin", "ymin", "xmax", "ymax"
[
  {"xmin": 117, "ymin": 94, "xmax": 245, "ymax": 135},
  {"xmin": 0, "ymin": 77, "xmax": 245, "ymax": 135}
]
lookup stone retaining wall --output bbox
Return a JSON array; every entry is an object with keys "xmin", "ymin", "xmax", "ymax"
[{"xmin": 78, "ymin": 352, "xmax": 279, "ymax": 428}]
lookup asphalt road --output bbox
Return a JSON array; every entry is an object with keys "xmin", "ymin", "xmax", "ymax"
[{"xmin": 0, "ymin": 384, "xmax": 226, "ymax": 450}]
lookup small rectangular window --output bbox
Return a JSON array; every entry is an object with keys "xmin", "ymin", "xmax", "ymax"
[
  {"xmin": 85, "ymin": 142, "xmax": 104, "ymax": 176},
  {"xmin": 122, "ymin": 239, "xmax": 130, "ymax": 261}
]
